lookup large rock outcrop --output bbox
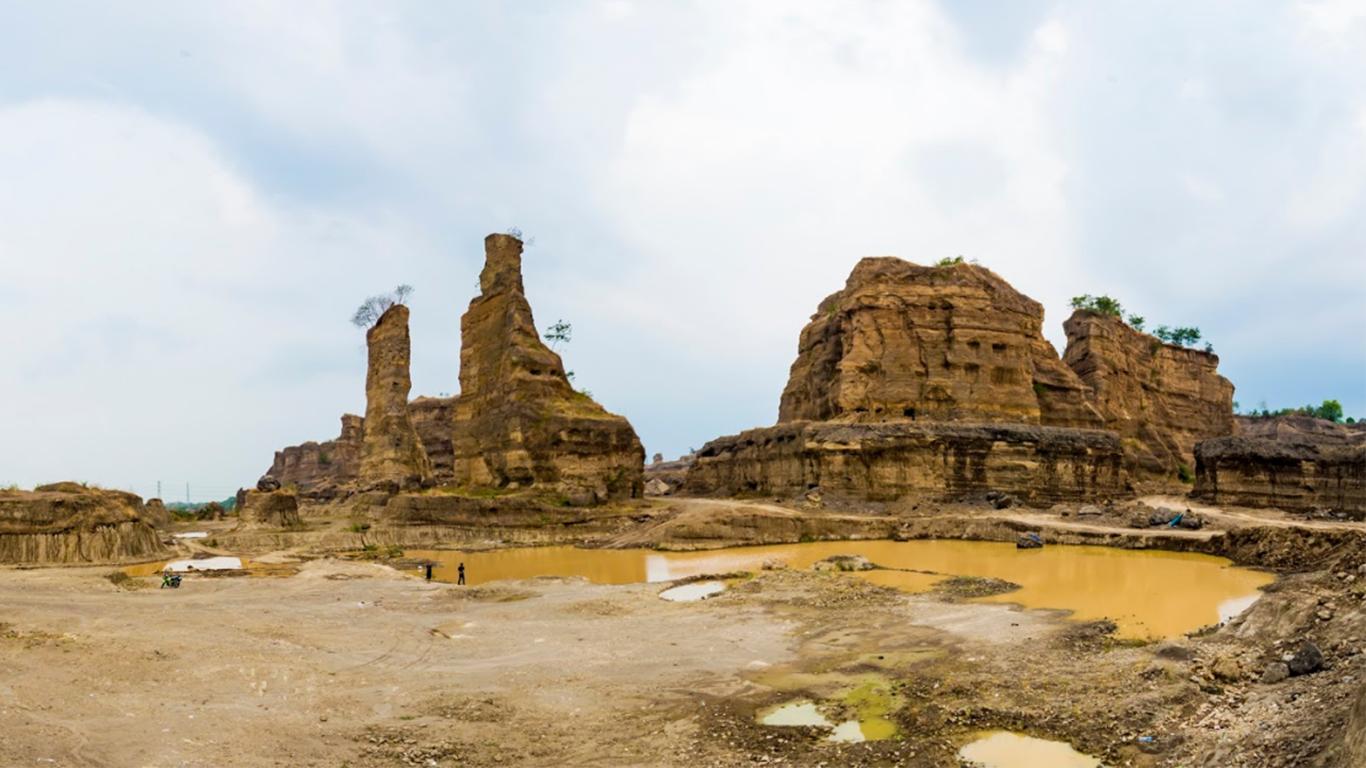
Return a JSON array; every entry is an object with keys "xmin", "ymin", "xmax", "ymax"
[
  {"xmin": 0, "ymin": 484, "xmax": 165, "ymax": 564},
  {"xmin": 450, "ymin": 234, "xmax": 643, "ymax": 503},
  {"xmin": 686, "ymin": 421, "xmax": 1123, "ymax": 505},
  {"xmin": 1062, "ymin": 311, "xmax": 1234, "ymax": 476},
  {"xmin": 778, "ymin": 258, "xmax": 1103, "ymax": 429},
  {"xmin": 359, "ymin": 304, "xmax": 432, "ymax": 491},
  {"xmin": 688, "ymin": 256, "xmax": 1124, "ymax": 505},
  {"xmin": 266, "ymin": 414, "xmax": 363, "ymax": 493},
  {"xmin": 1194, "ymin": 416, "xmax": 1366, "ymax": 518}
]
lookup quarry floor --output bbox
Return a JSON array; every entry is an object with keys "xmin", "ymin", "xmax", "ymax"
[{"xmin": 1, "ymin": 496, "xmax": 1363, "ymax": 767}]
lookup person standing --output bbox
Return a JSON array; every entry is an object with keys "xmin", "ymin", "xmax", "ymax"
[{"xmin": 457, "ymin": 562, "xmax": 466, "ymax": 585}]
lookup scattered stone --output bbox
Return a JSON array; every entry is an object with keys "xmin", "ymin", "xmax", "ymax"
[
  {"xmin": 1212, "ymin": 654, "xmax": 1243, "ymax": 683},
  {"xmin": 1077, "ymin": 504, "xmax": 1103, "ymax": 517},
  {"xmin": 812, "ymin": 554, "xmax": 875, "ymax": 572},
  {"xmin": 256, "ymin": 475, "xmax": 282, "ymax": 492},
  {"xmin": 986, "ymin": 491, "xmax": 1017, "ymax": 510},
  {"xmin": 1288, "ymin": 641, "xmax": 1324, "ymax": 677},
  {"xmin": 1261, "ymin": 661, "xmax": 1290, "ymax": 684},
  {"xmin": 1154, "ymin": 642, "xmax": 1195, "ymax": 662},
  {"xmin": 1016, "ymin": 532, "xmax": 1044, "ymax": 549},
  {"xmin": 761, "ymin": 558, "xmax": 789, "ymax": 571}
]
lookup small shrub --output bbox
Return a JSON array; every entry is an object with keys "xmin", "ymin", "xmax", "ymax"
[
  {"xmin": 1177, "ymin": 464, "xmax": 1194, "ymax": 484},
  {"xmin": 349, "ymin": 522, "xmax": 371, "ymax": 533},
  {"xmin": 935, "ymin": 255, "xmax": 966, "ymax": 267}
]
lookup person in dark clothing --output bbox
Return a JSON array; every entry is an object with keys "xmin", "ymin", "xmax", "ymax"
[
  {"xmin": 424, "ymin": 563, "xmax": 433, "ymax": 581},
  {"xmin": 457, "ymin": 562, "xmax": 466, "ymax": 585}
]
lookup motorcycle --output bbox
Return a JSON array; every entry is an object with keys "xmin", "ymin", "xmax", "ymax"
[{"xmin": 160, "ymin": 572, "xmax": 183, "ymax": 589}]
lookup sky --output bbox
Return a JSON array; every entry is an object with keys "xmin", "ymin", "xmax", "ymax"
[{"xmin": 1, "ymin": 1, "xmax": 1364, "ymax": 500}]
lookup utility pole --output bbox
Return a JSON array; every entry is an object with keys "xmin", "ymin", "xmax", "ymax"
[
  {"xmin": 186, "ymin": 482, "xmax": 190, "ymax": 504},
  {"xmin": 157, "ymin": 480, "xmax": 162, "ymax": 500}
]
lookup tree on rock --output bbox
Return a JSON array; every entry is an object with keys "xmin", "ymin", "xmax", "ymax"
[{"xmin": 351, "ymin": 285, "xmax": 414, "ymax": 329}]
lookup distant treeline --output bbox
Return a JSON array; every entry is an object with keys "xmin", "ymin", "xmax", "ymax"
[
  {"xmin": 165, "ymin": 496, "xmax": 237, "ymax": 512},
  {"xmin": 1236, "ymin": 399, "xmax": 1355, "ymax": 424}
]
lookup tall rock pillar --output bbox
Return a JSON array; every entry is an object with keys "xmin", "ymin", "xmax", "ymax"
[
  {"xmin": 450, "ymin": 233, "xmax": 644, "ymax": 503},
  {"xmin": 359, "ymin": 304, "xmax": 433, "ymax": 490}
]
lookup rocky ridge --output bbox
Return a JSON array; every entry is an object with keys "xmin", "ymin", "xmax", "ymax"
[{"xmin": 359, "ymin": 304, "xmax": 432, "ymax": 491}]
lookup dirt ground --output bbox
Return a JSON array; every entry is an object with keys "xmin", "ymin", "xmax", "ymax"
[{"xmin": 1, "ymin": 496, "xmax": 1364, "ymax": 767}]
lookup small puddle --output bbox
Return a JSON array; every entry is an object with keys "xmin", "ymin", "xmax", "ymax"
[
  {"xmin": 658, "ymin": 581, "xmax": 726, "ymax": 602},
  {"xmin": 959, "ymin": 731, "xmax": 1100, "ymax": 767},
  {"xmin": 123, "ymin": 557, "xmax": 250, "ymax": 577},
  {"xmin": 405, "ymin": 539, "xmax": 1273, "ymax": 638},
  {"xmin": 759, "ymin": 700, "xmax": 832, "ymax": 728}
]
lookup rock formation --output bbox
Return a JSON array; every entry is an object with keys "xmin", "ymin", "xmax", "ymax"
[
  {"xmin": 643, "ymin": 453, "xmax": 696, "ymax": 496},
  {"xmin": 450, "ymin": 234, "xmax": 643, "ymax": 503},
  {"xmin": 1194, "ymin": 416, "xmax": 1365, "ymax": 518},
  {"xmin": 266, "ymin": 414, "xmax": 363, "ymax": 494},
  {"xmin": 686, "ymin": 421, "xmax": 1123, "ymax": 505},
  {"xmin": 0, "ymin": 484, "xmax": 165, "ymax": 564},
  {"xmin": 237, "ymin": 489, "xmax": 303, "ymax": 528},
  {"xmin": 778, "ymin": 258, "xmax": 1103, "ymax": 428},
  {"xmin": 142, "ymin": 498, "xmax": 171, "ymax": 528},
  {"xmin": 359, "ymin": 304, "xmax": 432, "ymax": 491},
  {"xmin": 1062, "ymin": 311, "xmax": 1234, "ymax": 475},
  {"xmin": 688, "ymin": 256, "xmax": 1122, "ymax": 506}
]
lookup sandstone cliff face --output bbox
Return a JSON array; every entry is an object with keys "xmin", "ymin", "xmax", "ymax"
[
  {"xmin": 686, "ymin": 421, "xmax": 1123, "ymax": 505},
  {"xmin": 1194, "ymin": 418, "xmax": 1365, "ymax": 518},
  {"xmin": 0, "ymin": 485, "xmax": 165, "ymax": 564},
  {"xmin": 410, "ymin": 396, "xmax": 457, "ymax": 485},
  {"xmin": 778, "ymin": 258, "xmax": 1101, "ymax": 428},
  {"xmin": 266, "ymin": 414, "xmax": 362, "ymax": 493},
  {"xmin": 1062, "ymin": 311, "xmax": 1234, "ymax": 475},
  {"xmin": 359, "ymin": 305, "xmax": 432, "ymax": 491},
  {"xmin": 450, "ymin": 234, "xmax": 644, "ymax": 503}
]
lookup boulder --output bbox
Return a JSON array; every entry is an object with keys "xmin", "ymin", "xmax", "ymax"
[
  {"xmin": 0, "ymin": 485, "xmax": 165, "ymax": 564},
  {"xmin": 450, "ymin": 234, "xmax": 644, "ymax": 502},
  {"xmin": 813, "ymin": 554, "xmax": 876, "ymax": 571},
  {"xmin": 1062, "ymin": 311, "xmax": 1234, "ymax": 477},
  {"xmin": 256, "ymin": 475, "xmax": 281, "ymax": 492},
  {"xmin": 644, "ymin": 478, "xmax": 671, "ymax": 496},
  {"xmin": 237, "ymin": 490, "xmax": 302, "ymax": 528},
  {"xmin": 359, "ymin": 304, "xmax": 433, "ymax": 491},
  {"xmin": 1287, "ymin": 641, "xmax": 1324, "ymax": 676},
  {"xmin": 1016, "ymin": 532, "xmax": 1044, "ymax": 549}
]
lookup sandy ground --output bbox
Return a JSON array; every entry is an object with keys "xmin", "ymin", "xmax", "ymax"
[{"xmin": 1, "ymin": 496, "xmax": 1364, "ymax": 767}]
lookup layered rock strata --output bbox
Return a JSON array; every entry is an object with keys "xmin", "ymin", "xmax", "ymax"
[
  {"xmin": 1194, "ymin": 417, "xmax": 1365, "ymax": 518},
  {"xmin": 266, "ymin": 414, "xmax": 363, "ymax": 493},
  {"xmin": 685, "ymin": 421, "xmax": 1123, "ymax": 505},
  {"xmin": 359, "ymin": 304, "xmax": 432, "ymax": 491},
  {"xmin": 449, "ymin": 234, "xmax": 643, "ymax": 503},
  {"xmin": 778, "ymin": 258, "xmax": 1102, "ymax": 428},
  {"xmin": 410, "ymin": 396, "xmax": 457, "ymax": 484},
  {"xmin": 0, "ymin": 484, "xmax": 165, "ymax": 564},
  {"xmin": 1062, "ymin": 311, "xmax": 1234, "ymax": 475}
]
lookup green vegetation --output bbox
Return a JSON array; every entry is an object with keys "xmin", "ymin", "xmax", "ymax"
[
  {"xmin": 935, "ymin": 255, "xmax": 965, "ymax": 267},
  {"xmin": 1072, "ymin": 295, "xmax": 1210, "ymax": 351},
  {"xmin": 543, "ymin": 319, "xmax": 572, "ymax": 350},
  {"xmin": 350, "ymin": 284, "xmax": 413, "ymax": 328},
  {"xmin": 1240, "ymin": 398, "xmax": 1351, "ymax": 423},
  {"xmin": 1070, "ymin": 294, "xmax": 1125, "ymax": 318},
  {"xmin": 1177, "ymin": 464, "xmax": 1194, "ymax": 484}
]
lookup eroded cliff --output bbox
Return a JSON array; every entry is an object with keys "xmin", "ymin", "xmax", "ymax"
[
  {"xmin": 1194, "ymin": 416, "xmax": 1365, "ymax": 518},
  {"xmin": 266, "ymin": 414, "xmax": 362, "ymax": 494},
  {"xmin": 450, "ymin": 234, "xmax": 643, "ymax": 503},
  {"xmin": 0, "ymin": 484, "xmax": 165, "ymax": 564},
  {"xmin": 1062, "ymin": 310, "xmax": 1234, "ymax": 476}
]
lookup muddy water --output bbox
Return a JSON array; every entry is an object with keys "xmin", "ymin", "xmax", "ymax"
[
  {"xmin": 958, "ymin": 731, "xmax": 1100, "ymax": 767},
  {"xmin": 406, "ymin": 539, "xmax": 1273, "ymax": 639}
]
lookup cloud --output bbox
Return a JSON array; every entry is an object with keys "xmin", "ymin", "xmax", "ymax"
[{"xmin": 0, "ymin": 1, "xmax": 1362, "ymax": 490}]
